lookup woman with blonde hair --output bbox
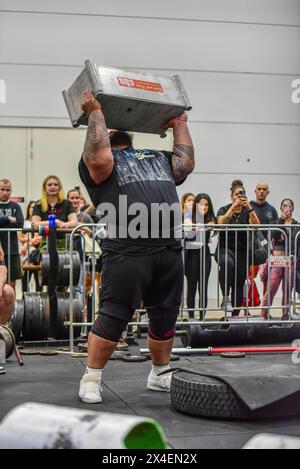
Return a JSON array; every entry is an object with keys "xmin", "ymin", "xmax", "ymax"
[{"xmin": 32, "ymin": 175, "xmax": 77, "ymax": 250}]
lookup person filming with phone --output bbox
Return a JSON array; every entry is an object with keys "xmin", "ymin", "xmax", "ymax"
[
  {"xmin": 261, "ymin": 199, "xmax": 300, "ymax": 319},
  {"xmin": 216, "ymin": 180, "xmax": 260, "ymax": 316}
]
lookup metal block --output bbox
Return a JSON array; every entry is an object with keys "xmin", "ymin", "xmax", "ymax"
[{"xmin": 62, "ymin": 59, "xmax": 192, "ymax": 135}]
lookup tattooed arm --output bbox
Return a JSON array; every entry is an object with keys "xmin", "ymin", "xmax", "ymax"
[
  {"xmin": 165, "ymin": 113, "xmax": 195, "ymax": 183},
  {"xmin": 81, "ymin": 90, "xmax": 114, "ymax": 185}
]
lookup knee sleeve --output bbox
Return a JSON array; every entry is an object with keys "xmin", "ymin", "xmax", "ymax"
[
  {"xmin": 91, "ymin": 301, "xmax": 134, "ymax": 342},
  {"xmin": 147, "ymin": 307, "xmax": 178, "ymax": 341}
]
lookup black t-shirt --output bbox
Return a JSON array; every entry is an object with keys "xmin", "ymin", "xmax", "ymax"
[
  {"xmin": 33, "ymin": 200, "xmax": 75, "ymax": 222},
  {"xmin": 0, "ymin": 201, "xmax": 24, "ymax": 255},
  {"xmin": 33, "ymin": 200, "xmax": 75, "ymax": 240},
  {"xmin": 79, "ymin": 147, "xmax": 184, "ymax": 253},
  {"xmin": 250, "ymin": 201, "xmax": 278, "ymax": 225},
  {"xmin": 217, "ymin": 204, "xmax": 250, "ymax": 251}
]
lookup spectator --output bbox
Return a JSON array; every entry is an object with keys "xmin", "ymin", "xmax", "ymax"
[
  {"xmin": 249, "ymin": 182, "xmax": 279, "ymax": 290},
  {"xmin": 180, "ymin": 193, "xmax": 195, "ymax": 217},
  {"xmin": 184, "ymin": 193, "xmax": 216, "ymax": 319},
  {"xmin": 18, "ymin": 201, "xmax": 42, "ymax": 292},
  {"xmin": 0, "ymin": 179, "xmax": 24, "ymax": 290},
  {"xmin": 68, "ymin": 188, "xmax": 95, "ymax": 294},
  {"xmin": 67, "ymin": 188, "xmax": 93, "ymax": 228},
  {"xmin": 251, "ymin": 182, "xmax": 278, "ymax": 225},
  {"xmin": 261, "ymin": 199, "xmax": 300, "ymax": 319},
  {"xmin": 32, "ymin": 175, "xmax": 78, "ymax": 251},
  {"xmin": 216, "ymin": 180, "xmax": 260, "ymax": 315}
]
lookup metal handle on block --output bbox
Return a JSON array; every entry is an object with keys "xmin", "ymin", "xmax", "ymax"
[
  {"xmin": 62, "ymin": 89, "xmax": 79, "ymax": 128},
  {"xmin": 173, "ymin": 75, "xmax": 192, "ymax": 111}
]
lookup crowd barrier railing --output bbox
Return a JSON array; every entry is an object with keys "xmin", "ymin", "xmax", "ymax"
[
  {"xmin": 66, "ymin": 223, "xmax": 300, "ymax": 352},
  {"xmin": 1, "ymin": 224, "xmax": 299, "ymax": 353}
]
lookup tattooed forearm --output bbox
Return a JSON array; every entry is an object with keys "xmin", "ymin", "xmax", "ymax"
[
  {"xmin": 83, "ymin": 111, "xmax": 111, "ymax": 163},
  {"xmin": 174, "ymin": 144, "xmax": 194, "ymax": 162},
  {"xmin": 172, "ymin": 144, "xmax": 195, "ymax": 181}
]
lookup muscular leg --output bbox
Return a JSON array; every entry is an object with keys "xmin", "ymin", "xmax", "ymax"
[
  {"xmin": 0, "ymin": 285, "xmax": 15, "ymax": 325},
  {"xmin": 87, "ymin": 332, "xmax": 117, "ymax": 369},
  {"xmin": 147, "ymin": 336, "xmax": 174, "ymax": 365},
  {"xmin": 145, "ymin": 306, "xmax": 178, "ymax": 392},
  {"xmin": 79, "ymin": 300, "xmax": 133, "ymax": 403}
]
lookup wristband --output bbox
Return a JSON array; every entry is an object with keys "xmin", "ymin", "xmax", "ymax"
[{"xmin": 247, "ymin": 207, "xmax": 254, "ymax": 213}]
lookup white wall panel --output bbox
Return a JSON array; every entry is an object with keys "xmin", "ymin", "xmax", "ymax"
[
  {"xmin": 1, "ymin": 0, "xmax": 299, "ymax": 26},
  {"xmin": 189, "ymin": 123, "xmax": 300, "ymax": 174},
  {"xmin": 0, "ymin": 12, "xmax": 299, "ymax": 74},
  {"xmin": 0, "ymin": 127, "xmax": 28, "ymax": 210},
  {"xmin": 179, "ymin": 72, "xmax": 300, "ymax": 124},
  {"xmin": 0, "ymin": 65, "xmax": 298, "ymax": 127},
  {"xmin": 29, "ymin": 128, "xmax": 86, "ymax": 202}
]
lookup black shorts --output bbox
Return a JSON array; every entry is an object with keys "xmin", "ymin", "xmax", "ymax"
[
  {"xmin": 100, "ymin": 247, "xmax": 183, "ymax": 310},
  {"xmin": 4, "ymin": 255, "xmax": 22, "ymax": 282}
]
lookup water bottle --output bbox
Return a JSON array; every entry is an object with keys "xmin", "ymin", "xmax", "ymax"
[{"xmin": 48, "ymin": 214, "xmax": 56, "ymax": 228}]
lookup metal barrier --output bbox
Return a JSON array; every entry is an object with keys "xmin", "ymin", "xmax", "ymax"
[
  {"xmin": 66, "ymin": 223, "xmax": 300, "ymax": 352},
  {"xmin": 182, "ymin": 223, "xmax": 290, "ymax": 321},
  {"xmin": 1, "ymin": 224, "xmax": 299, "ymax": 351},
  {"xmin": 68, "ymin": 223, "xmax": 106, "ymax": 351}
]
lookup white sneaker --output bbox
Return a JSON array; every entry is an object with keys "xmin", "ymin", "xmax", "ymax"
[
  {"xmin": 221, "ymin": 297, "xmax": 233, "ymax": 313},
  {"xmin": 147, "ymin": 369, "xmax": 172, "ymax": 392},
  {"xmin": 79, "ymin": 373, "xmax": 103, "ymax": 403}
]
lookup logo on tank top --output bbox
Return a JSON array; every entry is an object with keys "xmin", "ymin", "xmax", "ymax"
[
  {"xmin": 123, "ymin": 149, "xmax": 156, "ymax": 160},
  {"xmin": 114, "ymin": 149, "xmax": 174, "ymax": 187}
]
